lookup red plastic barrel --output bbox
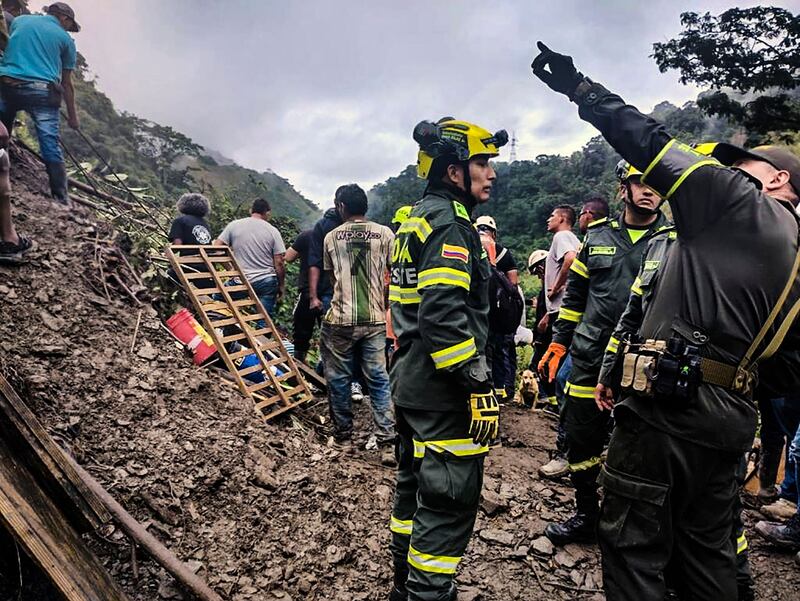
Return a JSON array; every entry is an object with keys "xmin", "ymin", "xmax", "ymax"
[{"xmin": 166, "ymin": 308, "xmax": 217, "ymax": 365}]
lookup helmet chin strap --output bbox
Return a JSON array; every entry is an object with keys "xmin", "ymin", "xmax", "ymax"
[{"xmin": 623, "ymin": 182, "xmax": 660, "ymax": 216}]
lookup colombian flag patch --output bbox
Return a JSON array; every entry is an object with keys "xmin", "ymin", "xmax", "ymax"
[{"xmin": 441, "ymin": 244, "xmax": 469, "ymax": 263}]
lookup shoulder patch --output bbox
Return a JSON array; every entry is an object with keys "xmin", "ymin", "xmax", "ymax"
[
  {"xmin": 453, "ymin": 201, "xmax": 470, "ymax": 221},
  {"xmin": 668, "ymin": 231, "xmax": 677, "ymax": 240},
  {"xmin": 441, "ymin": 244, "xmax": 469, "ymax": 263},
  {"xmin": 589, "ymin": 246, "xmax": 617, "ymax": 256},
  {"xmin": 587, "ymin": 217, "xmax": 608, "ymax": 229},
  {"xmin": 644, "ymin": 260, "xmax": 661, "ymax": 270}
]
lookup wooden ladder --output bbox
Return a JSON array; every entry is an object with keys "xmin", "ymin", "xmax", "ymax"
[{"xmin": 166, "ymin": 245, "xmax": 313, "ymax": 421}]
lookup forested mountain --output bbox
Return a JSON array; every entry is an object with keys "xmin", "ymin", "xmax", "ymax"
[
  {"xmin": 43, "ymin": 55, "xmax": 320, "ymax": 231},
  {"xmin": 367, "ymin": 96, "xmax": 795, "ymax": 266}
]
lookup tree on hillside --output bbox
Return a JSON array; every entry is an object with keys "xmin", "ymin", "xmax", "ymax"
[{"xmin": 652, "ymin": 6, "xmax": 800, "ymax": 142}]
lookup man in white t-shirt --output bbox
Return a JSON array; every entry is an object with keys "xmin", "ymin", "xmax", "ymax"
[{"xmin": 215, "ymin": 197, "xmax": 286, "ymax": 317}]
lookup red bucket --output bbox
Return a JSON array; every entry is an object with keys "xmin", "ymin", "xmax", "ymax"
[{"xmin": 166, "ymin": 308, "xmax": 217, "ymax": 365}]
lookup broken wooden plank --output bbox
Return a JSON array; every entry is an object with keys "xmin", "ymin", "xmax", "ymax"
[
  {"xmin": 0, "ymin": 436, "xmax": 129, "ymax": 601},
  {"xmin": 0, "ymin": 374, "xmax": 110, "ymax": 531}
]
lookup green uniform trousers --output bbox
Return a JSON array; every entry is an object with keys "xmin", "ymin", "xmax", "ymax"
[
  {"xmin": 598, "ymin": 409, "xmax": 740, "ymax": 601},
  {"xmin": 389, "ymin": 406, "xmax": 488, "ymax": 601},
  {"xmin": 562, "ymin": 363, "xmax": 612, "ymax": 516}
]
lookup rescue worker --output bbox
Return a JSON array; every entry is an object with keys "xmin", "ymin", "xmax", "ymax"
[
  {"xmin": 532, "ymin": 42, "xmax": 800, "ymax": 600},
  {"xmin": 537, "ymin": 160, "xmax": 670, "ymax": 545},
  {"xmin": 388, "ymin": 117, "xmax": 507, "ymax": 601},
  {"xmin": 595, "ymin": 217, "xmax": 755, "ymax": 601}
]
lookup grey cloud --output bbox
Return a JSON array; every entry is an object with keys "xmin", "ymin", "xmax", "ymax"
[{"xmin": 68, "ymin": 0, "xmax": 795, "ymax": 206}]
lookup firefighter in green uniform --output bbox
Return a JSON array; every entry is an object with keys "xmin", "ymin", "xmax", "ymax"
[
  {"xmin": 387, "ymin": 118, "xmax": 507, "ymax": 601},
  {"xmin": 532, "ymin": 42, "xmax": 800, "ymax": 600},
  {"xmin": 537, "ymin": 160, "xmax": 670, "ymax": 545},
  {"xmin": 595, "ymin": 219, "xmax": 756, "ymax": 601}
]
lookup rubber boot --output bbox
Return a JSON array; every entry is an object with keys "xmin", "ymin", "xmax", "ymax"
[
  {"xmin": 45, "ymin": 161, "xmax": 71, "ymax": 207},
  {"xmin": 390, "ymin": 562, "xmax": 408, "ymax": 601}
]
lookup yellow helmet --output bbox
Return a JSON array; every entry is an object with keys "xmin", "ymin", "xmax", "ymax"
[
  {"xmin": 391, "ymin": 205, "xmax": 413, "ymax": 225},
  {"xmin": 413, "ymin": 118, "xmax": 508, "ymax": 180},
  {"xmin": 615, "ymin": 159, "xmax": 643, "ymax": 182}
]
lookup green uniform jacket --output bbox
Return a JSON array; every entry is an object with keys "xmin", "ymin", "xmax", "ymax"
[
  {"xmin": 389, "ymin": 185, "xmax": 491, "ymax": 411},
  {"xmin": 552, "ymin": 212, "xmax": 671, "ymax": 375},
  {"xmin": 573, "ymin": 78, "xmax": 800, "ymax": 453},
  {"xmin": 597, "ymin": 226, "xmax": 677, "ymax": 386}
]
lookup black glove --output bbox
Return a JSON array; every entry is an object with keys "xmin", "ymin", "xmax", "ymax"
[
  {"xmin": 531, "ymin": 41, "xmax": 584, "ymax": 100},
  {"xmin": 456, "ymin": 356, "xmax": 492, "ymax": 394}
]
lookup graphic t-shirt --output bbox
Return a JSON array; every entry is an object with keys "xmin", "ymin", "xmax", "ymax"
[
  {"xmin": 169, "ymin": 214, "xmax": 212, "ymax": 245},
  {"xmin": 323, "ymin": 220, "xmax": 394, "ymax": 326}
]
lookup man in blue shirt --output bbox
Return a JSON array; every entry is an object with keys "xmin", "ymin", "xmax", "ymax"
[{"xmin": 0, "ymin": 2, "xmax": 80, "ymax": 205}]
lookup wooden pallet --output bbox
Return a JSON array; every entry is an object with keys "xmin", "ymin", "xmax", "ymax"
[{"xmin": 166, "ymin": 245, "xmax": 312, "ymax": 421}]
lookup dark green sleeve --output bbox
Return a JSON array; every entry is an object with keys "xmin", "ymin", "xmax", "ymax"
[
  {"xmin": 552, "ymin": 242, "xmax": 590, "ymax": 348},
  {"xmin": 598, "ymin": 277, "xmax": 644, "ymax": 386},
  {"xmin": 417, "ymin": 222, "xmax": 479, "ymax": 376}
]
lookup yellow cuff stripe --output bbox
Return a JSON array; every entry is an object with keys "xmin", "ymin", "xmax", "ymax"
[
  {"xmin": 606, "ymin": 336, "xmax": 619, "ymax": 354},
  {"xmin": 569, "ymin": 456, "xmax": 602, "ymax": 472},
  {"xmin": 398, "ymin": 217, "xmax": 433, "ymax": 243},
  {"xmin": 737, "ymin": 533, "xmax": 748, "ymax": 554},
  {"xmin": 642, "ymin": 139, "xmax": 676, "ymax": 181},
  {"xmin": 417, "ymin": 267, "xmax": 471, "ymax": 291},
  {"xmin": 413, "ymin": 437, "xmax": 490, "ymax": 458},
  {"xmin": 430, "ymin": 337, "xmax": 476, "ymax": 370},
  {"xmin": 570, "ymin": 259, "xmax": 589, "ymax": 279},
  {"xmin": 390, "ymin": 516, "xmax": 413, "ymax": 536},
  {"xmin": 565, "ymin": 382, "xmax": 595, "ymax": 399},
  {"xmin": 408, "ymin": 545, "xmax": 461, "ymax": 575},
  {"xmin": 389, "ymin": 285, "xmax": 421, "ymax": 304},
  {"xmin": 631, "ymin": 277, "xmax": 643, "ymax": 296},
  {"xmin": 558, "ymin": 307, "xmax": 584, "ymax": 323}
]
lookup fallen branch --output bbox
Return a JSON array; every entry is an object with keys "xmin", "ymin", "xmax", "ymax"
[
  {"xmin": 65, "ymin": 456, "xmax": 224, "ymax": 601},
  {"xmin": 130, "ymin": 310, "xmax": 142, "ymax": 353}
]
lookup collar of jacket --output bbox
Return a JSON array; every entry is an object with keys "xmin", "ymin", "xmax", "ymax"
[{"xmin": 423, "ymin": 182, "xmax": 476, "ymax": 211}]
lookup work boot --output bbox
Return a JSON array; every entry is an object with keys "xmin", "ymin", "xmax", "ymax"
[
  {"xmin": 544, "ymin": 512, "xmax": 597, "ymax": 546},
  {"xmin": 351, "ymin": 382, "xmax": 364, "ymax": 403},
  {"xmin": 45, "ymin": 161, "xmax": 71, "ymax": 207},
  {"xmin": 539, "ymin": 455, "xmax": 569, "ymax": 479},
  {"xmin": 760, "ymin": 498, "xmax": 797, "ymax": 522},
  {"xmin": 754, "ymin": 513, "xmax": 800, "ymax": 549}
]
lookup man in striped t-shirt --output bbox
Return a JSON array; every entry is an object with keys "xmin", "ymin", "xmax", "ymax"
[{"xmin": 321, "ymin": 184, "xmax": 396, "ymax": 447}]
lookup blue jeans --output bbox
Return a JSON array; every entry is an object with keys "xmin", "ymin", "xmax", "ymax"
[
  {"xmin": 250, "ymin": 276, "xmax": 279, "ymax": 318},
  {"xmin": 320, "ymin": 323, "xmax": 394, "ymax": 442},
  {"xmin": 0, "ymin": 81, "xmax": 63, "ymax": 163},
  {"xmin": 791, "ymin": 422, "xmax": 800, "ymax": 512},
  {"xmin": 772, "ymin": 396, "xmax": 800, "ymax": 502}
]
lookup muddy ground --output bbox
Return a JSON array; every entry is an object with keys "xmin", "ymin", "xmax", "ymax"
[{"xmin": 0, "ymin": 152, "xmax": 799, "ymax": 600}]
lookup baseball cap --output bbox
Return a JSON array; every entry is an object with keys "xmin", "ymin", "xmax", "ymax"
[
  {"xmin": 475, "ymin": 215, "xmax": 497, "ymax": 231},
  {"xmin": 47, "ymin": 2, "xmax": 80, "ymax": 32},
  {"xmin": 711, "ymin": 143, "xmax": 800, "ymax": 198}
]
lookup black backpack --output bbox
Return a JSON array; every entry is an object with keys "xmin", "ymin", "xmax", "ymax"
[{"xmin": 488, "ymin": 260, "xmax": 523, "ymax": 335}]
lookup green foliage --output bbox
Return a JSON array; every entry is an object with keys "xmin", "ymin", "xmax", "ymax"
[{"xmin": 652, "ymin": 7, "xmax": 800, "ymax": 141}]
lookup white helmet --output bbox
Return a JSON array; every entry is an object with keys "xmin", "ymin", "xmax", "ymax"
[
  {"xmin": 528, "ymin": 249, "xmax": 547, "ymax": 272},
  {"xmin": 475, "ymin": 215, "xmax": 497, "ymax": 231}
]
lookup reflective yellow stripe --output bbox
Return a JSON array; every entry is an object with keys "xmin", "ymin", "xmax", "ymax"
[
  {"xmin": 413, "ymin": 439, "xmax": 426, "ymax": 458},
  {"xmin": 631, "ymin": 277, "xmax": 643, "ymax": 296},
  {"xmin": 570, "ymin": 258, "xmax": 589, "ymax": 279},
  {"xmin": 398, "ymin": 217, "xmax": 433, "ymax": 243},
  {"xmin": 389, "ymin": 285, "xmax": 421, "ymax": 304},
  {"xmin": 642, "ymin": 139, "xmax": 676, "ymax": 181},
  {"xmin": 408, "ymin": 545, "xmax": 461, "ymax": 575},
  {"xmin": 430, "ymin": 337, "xmax": 476, "ymax": 369},
  {"xmin": 565, "ymin": 382, "xmax": 595, "ymax": 399},
  {"xmin": 665, "ymin": 160, "xmax": 719, "ymax": 199},
  {"xmin": 412, "ymin": 438, "xmax": 490, "ymax": 458},
  {"xmin": 737, "ymin": 533, "xmax": 748, "ymax": 554},
  {"xmin": 569, "ymin": 456, "xmax": 602, "ymax": 472},
  {"xmin": 390, "ymin": 516, "xmax": 413, "ymax": 536},
  {"xmin": 548, "ymin": 396, "xmax": 558, "ymax": 406},
  {"xmin": 558, "ymin": 307, "xmax": 584, "ymax": 323},
  {"xmin": 417, "ymin": 267, "xmax": 471, "ymax": 291},
  {"xmin": 606, "ymin": 336, "xmax": 620, "ymax": 354}
]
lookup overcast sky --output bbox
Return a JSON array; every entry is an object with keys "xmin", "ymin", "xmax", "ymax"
[{"xmin": 64, "ymin": 0, "xmax": 793, "ymax": 207}]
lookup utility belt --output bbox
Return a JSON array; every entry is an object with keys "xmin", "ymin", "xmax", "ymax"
[{"xmin": 620, "ymin": 336, "xmax": 756, "ymax": 404}]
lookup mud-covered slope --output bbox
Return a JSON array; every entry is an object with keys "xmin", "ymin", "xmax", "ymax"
[{"xmin": 0, "ymin": 154, "xmax": 798, "ymax": 600}]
